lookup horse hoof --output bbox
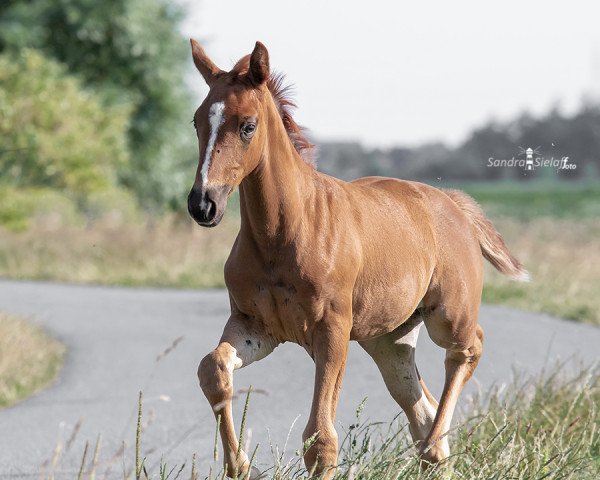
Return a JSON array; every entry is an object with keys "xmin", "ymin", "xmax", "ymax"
[
  {"xmin": 247, "ymin": 465, "xmax": 263, "ymax": 480},
  {"xmin": 419, "ymin": 441, "xmax": 450, "ymax": 467}
]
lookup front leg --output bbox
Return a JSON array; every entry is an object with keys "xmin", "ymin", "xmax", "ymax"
[
  {"xmin": 198, "ymin": 313, "xmax": 279, "ymax": 479},
  {"xmin": 303, "ymin": 317, "xmax": 351, "ymax": 479}
]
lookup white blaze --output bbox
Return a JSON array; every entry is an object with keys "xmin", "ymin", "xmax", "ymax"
[{"xmin": 200, "ymin": 101, "xmax": 226, "ymax": 187}]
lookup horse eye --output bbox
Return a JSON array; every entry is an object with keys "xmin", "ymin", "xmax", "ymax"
[{"xmin": 241, "ymin": 122, "xmax": 256, "ymax": 140}]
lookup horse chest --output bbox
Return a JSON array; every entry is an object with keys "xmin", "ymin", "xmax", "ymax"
[{"xmin": 228, "ymin": 269, "xmax": 322, "ymax": 344}]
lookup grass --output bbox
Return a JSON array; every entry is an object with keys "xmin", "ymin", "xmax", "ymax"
[
  {"xmin": 0, "ymin": 214, "xmax": 239, "ymax": 289},
  {"xmin": 56, "ymin": 366, "xmax": 600, "ymax": 479},
  {"xmin": 0, "ymin": 182, "xmax": 598, "ymax": 324},
  {"xmin": 322, "ymin": 367, "xmax": 600, "ymax": 480},
  {"xmin": 460, "ymin": 181, "xmax": 600, "ymax": 220},
  {"xmin": 0, "ymin": 312, "xmax": 64, "ymax": 408},
  {"xmin": 482, "ymin": 217, "xmax": 600, "ymax": 323}
]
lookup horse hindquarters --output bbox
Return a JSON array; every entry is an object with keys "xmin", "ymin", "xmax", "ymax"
[{"xmin": 417, "ymin": 187, "xmax": 486, "ymax": 463}]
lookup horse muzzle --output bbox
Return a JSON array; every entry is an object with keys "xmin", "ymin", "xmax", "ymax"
[{"xmin": 187, "ymin": 184, "xmax": 229, "ymax": 227}]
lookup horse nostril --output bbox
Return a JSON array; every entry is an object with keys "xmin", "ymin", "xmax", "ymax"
[
  {"xmin": 187, "ymin": 187, "xmax": 206, "ymax": 221},
  {"xmin": 187, "ymin": 185, "xmax": 226, "ymax": 226},
  {"xmin": 205, "ymin": 198, "xmax": 216, "ymax": 220}
]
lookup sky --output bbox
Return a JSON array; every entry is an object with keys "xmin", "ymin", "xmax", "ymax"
[{"xmin": 178, "ymin": 1, "xmax": 600, "ymax": 148}]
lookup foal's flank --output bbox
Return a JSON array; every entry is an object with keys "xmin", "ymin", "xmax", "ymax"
[{"xmin": 187, "ymin": 39, "xmax": 528, "ymax": 479}]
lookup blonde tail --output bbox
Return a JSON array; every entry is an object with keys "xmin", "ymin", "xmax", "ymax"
[{"xmin": 444, "ymin": 189, "xmax": 530, "ymax": 282}]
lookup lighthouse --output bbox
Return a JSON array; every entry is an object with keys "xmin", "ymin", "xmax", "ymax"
[{"xmin": 525, "ymin": 147, "xmax": 534, "ymax": 170}]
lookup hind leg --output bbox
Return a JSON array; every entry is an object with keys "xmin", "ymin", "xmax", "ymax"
[
  {"xmin": 360, "ymin": 315, "xmax": 439, "ymax": 446},
  {"xmin": 421, "ymin": 313, "xmax": 484, "ymax": 464}
]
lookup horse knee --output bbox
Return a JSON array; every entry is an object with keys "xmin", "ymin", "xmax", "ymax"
[{"xmin": 198, "ymin": 345, "xmax": 239, "ymax": 405}]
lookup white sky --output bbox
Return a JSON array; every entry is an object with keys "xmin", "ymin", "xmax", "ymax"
[{"xmin": 179, "ymin": 1, "xmax": 600, "ymax": 147}]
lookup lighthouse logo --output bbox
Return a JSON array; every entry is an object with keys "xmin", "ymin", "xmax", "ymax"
[
  {"xmin": 518, "ymin": 146, "xmax": 541, "ymax": 171},
  {"xmin": 487, "ymin": 146, "xmax": 576, "ymax": 173}
]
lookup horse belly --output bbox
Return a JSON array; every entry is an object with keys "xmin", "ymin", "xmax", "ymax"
[
  {"xmin": 350, "ymin": 287, "xmax": 423, "ymax": 340},
  {"xmin": 349, "ymin": 250, "xmax": 433, "ymax": 341}
]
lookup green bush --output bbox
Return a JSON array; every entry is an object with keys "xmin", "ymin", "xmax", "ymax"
[
  {"xmin": 0, "ymin": 184, "xmax": 142, "ymax": 232},
  {"xmin": 0, "ymin": 0, "xmax": 197, "ymax": 209},
  {"xmin": 0, "ymin": 186, "xmax": 80, "ymax": 232},
  {"xmin": 0, "ymin": 49, "xmax": 131, "ymax": 195}
]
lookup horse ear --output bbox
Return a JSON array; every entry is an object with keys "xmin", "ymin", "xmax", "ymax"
[
  {"xmin": 190, "ymin": 39, "xmax": 223, "ymax": 86},
  {"xmin": 248, "ymin": 41, "xmax": 270, "ymax": 85}
]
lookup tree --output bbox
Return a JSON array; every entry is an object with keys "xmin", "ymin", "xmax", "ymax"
[
  {"xmin": 0, "ymin": 49, "xmax": 130, "ymax": 195},
  {"xmin": 0, "ymin": 0, "xmax": 196, "ymax": 209}
]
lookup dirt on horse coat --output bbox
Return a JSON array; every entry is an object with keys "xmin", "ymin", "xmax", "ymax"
[{"xmin": 187, "ymin": 40, "xmax": 528, "ymax": 479}]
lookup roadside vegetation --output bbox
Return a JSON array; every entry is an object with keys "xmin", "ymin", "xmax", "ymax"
[
  {"xmin": 0, "ymin": 214, "xmax": 238, "ymax": 288},
  {"xmin": 0, "ymin": 312, "xmax": 64, "ymax": 408},
  {"xmin": 482, "ymin": 216, "xmax": 599, "ymax": 324},
  {"xmin": 51, "ymin": 366, "xmax": 599, "ymax": 479}
]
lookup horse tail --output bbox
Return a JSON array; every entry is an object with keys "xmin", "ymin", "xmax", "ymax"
[{"xmin": 443, "ymin": 189, "xmax": 530, "ymax": 282}]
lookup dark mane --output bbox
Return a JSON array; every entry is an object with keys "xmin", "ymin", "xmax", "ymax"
[{"xmin": 231, "ymin": 56, "xmax": 317, "ymax": 168}]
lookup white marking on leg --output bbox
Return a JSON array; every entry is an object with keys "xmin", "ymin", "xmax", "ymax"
[
  {"xmin": 201, "ymin": 101, "xmax": 225, "ymax": 187},
  {"xmin": 411, "ymin": 391, "xmax": 438, "ymax": 440},
  {"xmin": 394, "ymin": 320, "xmax": 422, "ymax": 348},
  {"xmin": 393, "ymin": 322, "xmax": 439, "ymax": 440}
]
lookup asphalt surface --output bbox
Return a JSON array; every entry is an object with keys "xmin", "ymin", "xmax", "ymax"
[{"xmin": 0, "ymin": 279, "xmax": 598, "ymax": 478}]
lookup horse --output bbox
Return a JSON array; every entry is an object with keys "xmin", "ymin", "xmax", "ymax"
[{"xmin": 187, "ymin": 39, "xmax": 528, "ymax": 479}]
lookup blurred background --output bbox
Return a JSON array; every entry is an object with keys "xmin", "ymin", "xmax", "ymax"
[{"xmin": 0, "ymin": 0, "xmax": 599, "ymax": 329}]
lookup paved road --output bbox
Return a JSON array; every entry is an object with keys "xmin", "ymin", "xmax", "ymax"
[{"xmin": 0, "ymin": 280, "xmax": 598, "ymax": 478}]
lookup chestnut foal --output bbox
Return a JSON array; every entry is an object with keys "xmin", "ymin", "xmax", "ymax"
[{"xmin": 188, "ymin": 40, "xmax": 528, "ymax": 479}]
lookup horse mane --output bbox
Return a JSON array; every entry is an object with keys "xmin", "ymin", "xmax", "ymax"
[{"xmin": 231, "ymin": 56, "xmax": 317, "ymax": 168}]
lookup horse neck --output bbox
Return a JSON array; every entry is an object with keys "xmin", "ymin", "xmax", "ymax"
[{"xmin": 239, "ymin": 97, "xmax": 315, "ymax": 246}]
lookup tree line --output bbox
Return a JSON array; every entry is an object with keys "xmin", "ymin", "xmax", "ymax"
[{"xmin": 317, "ymin": 103, "xmax": 600, "ymax": 182}]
